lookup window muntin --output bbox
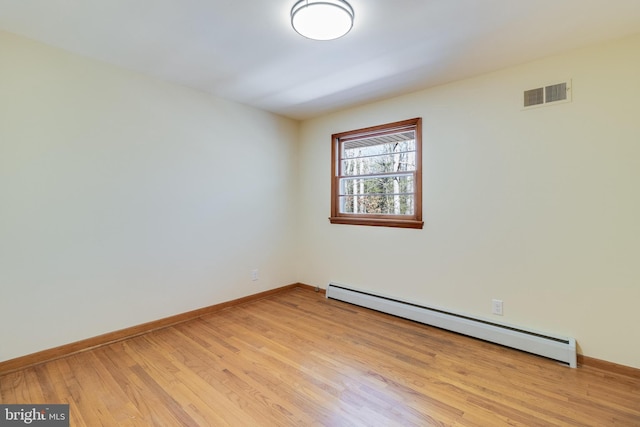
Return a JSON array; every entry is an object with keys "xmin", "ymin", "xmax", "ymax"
[{"xmin": 330, "ymin": 118, "xmax": 423, "ymax": 229}]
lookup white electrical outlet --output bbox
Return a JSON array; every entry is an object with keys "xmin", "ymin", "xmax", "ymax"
[
  {"xmin": 492, "ymin": 299, "xmax": 503, "ymax": 316},
  {"xmin": 251, "ymin": 269, "xmax": 259, "ymax": 281}
]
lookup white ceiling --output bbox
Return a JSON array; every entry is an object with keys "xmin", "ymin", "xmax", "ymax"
[{"xmin": 1, "ymin": 1, "xmax": 640, "ymax": 120}]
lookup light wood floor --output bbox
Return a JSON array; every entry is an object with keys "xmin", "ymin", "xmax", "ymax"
[{"xmin": 1, "ymin": 288, "xmax": 638, "ymax": 426}]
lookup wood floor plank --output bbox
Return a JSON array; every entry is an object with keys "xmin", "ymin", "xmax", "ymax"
[
  {"xmin": 244, "ymin": 301, "xmax": 465, "ymax": 424},
  {"xmin": 150, "ymin": 327, "xmax": 312, "ymax": 426},
  {"xmin": 1, "ymin": 287, "xmax": 639, "ymax": 426}
]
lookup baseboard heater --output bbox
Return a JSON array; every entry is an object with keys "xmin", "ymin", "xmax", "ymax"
[{"xmin": 326, "ymin": 283, "xmax": 577, "ymax": 368}]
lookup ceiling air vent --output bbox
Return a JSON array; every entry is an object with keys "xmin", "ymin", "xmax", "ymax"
[{"xmin": 523, "ymin": 80, "xmax": 571, "ymax": 109}]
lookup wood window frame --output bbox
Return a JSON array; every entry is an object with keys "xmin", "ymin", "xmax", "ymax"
[{"xmin": 330, "ymin": 117, "xmax": 423, "ymax": 229}]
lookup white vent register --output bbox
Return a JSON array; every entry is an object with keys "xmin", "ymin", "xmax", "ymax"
[
  {"xmin": 524, "ymin": 80, "xmax": 572, "ymax": 108},
  {"xmin": 326, "ymin": 283, "xmax": 577, "ymax": 368}
]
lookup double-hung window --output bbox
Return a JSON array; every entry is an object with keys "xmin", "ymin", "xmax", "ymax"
[{"xmin": 330, "ymin": 118, "xmax": 423, "ymax": 229}]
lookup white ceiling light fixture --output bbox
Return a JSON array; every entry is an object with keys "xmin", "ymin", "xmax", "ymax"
[{"xmin": 291, "ymin": 0, "xmax": 355, "ymax": 41}]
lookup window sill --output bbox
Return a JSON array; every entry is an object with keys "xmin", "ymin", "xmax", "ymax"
[{"xmin": 329, "ymin": 216, "xmax": 424, "ymax": 229}]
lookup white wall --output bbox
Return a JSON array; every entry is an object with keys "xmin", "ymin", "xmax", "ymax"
[
  {"xmin": 0, "ymin": 31, "xmax": 299, "ymax": 362},
  {"xmin": 297, "ymin": 34, "xmax": 640, "ymax": 368},
  {"xmin": 2, "ymin": 29, "xmax": 639, "ymax": 369}
]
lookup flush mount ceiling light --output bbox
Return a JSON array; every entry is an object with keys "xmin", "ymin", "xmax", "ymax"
[{"xmin": 291, "ymin": 0, "xmax": 355, "ymax": 41}]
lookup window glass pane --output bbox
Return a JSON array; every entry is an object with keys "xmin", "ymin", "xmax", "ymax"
[
  {"xmin": 342, "ymin": 151, "xmax": 416, "ymax": 176},
  {"xmin": 342, "ymin": 139, "xmax": 415, "ymax": 160},
  {"xmin": 339, "ymin": 174, "xmax": 415, "ymax": 215},
  {"xmin": 343, "ymin": 131, "xmax": 415, "ymax": 151},
  {"xmin": 339, "ymin": 175, "xmax": 414, "ymax": 196},
  {"xmin": 339, "ymin": 194, "xmax": 415, "ymax": 215}
]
